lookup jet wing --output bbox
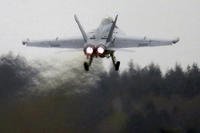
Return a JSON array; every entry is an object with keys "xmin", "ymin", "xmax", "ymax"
[
  {"xmin": 23, "ymin": 37, "xmax": 84, "ymax": 49},
  {"xmin": 112, "ymin": 36, "xmax": 179, "ymax": 48}
]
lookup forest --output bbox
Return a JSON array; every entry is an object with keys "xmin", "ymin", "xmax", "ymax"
[{"xmin": 0, "ymin": 53, "xmax": 200, "ymax": 133}]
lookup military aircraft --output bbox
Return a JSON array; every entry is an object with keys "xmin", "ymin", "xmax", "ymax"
[{"xmin": 22, "ymin": 15, "xmax": 179, "ymax": 71}]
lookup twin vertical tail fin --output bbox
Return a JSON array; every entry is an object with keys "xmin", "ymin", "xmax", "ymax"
[
  {"xmin": 74, "ymin": 14, "xmax": 118, "ymax": 43},
  {"xmin": 74, "ymin": 14, "xmax": 88, "ymax": 42},
  {"xmin": 106, "ymin": 15, "xmax": 118, "ymax": 43}
]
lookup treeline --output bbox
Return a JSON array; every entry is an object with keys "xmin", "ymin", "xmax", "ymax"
[
  {"xmin": 96, "ymin": 62, "xmax": 200, "ymax": 133},
  {"xmin": 0, "ymin": 54, "xmax": 200, "ymax": 133}
]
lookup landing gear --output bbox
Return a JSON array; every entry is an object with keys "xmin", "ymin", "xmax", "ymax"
[
  {"xmin": 83, "ymin": 51, "xmax": 120, "ymax": 71},
  {"xmin": 110, "ymin": 51, "xmax": 120, "ymax": 71},
  {"xmin": 83, "ymin": 56, "xmax": 93, "ymax": 71},
  {"xmin": 115, "ymin": 61, "xmax": 120, "ymax": 71},
  {"xmin": 84, "ymin": 62, "xmax": 89, "ymax": 71}
]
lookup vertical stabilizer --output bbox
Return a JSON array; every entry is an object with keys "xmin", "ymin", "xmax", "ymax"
[
  {"xmin": 106, "ymin": 15, "xmax": 118, "ymax": 43},
  {"xmin": 74, "ymin": 14, "xmax": 88, "ymax": 42}
]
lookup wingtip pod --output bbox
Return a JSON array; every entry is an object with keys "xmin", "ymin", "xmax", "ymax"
[
  {"xmin": 22, "ymin": 41, "xmax": 26, "ymax": 46},
  {"xmin": 22, "ymin": 38, "xmax": 30, "ymax": 46},
  {"xmin": 172, "ymin": 37, "xmax": 180, "ymax": 44}
]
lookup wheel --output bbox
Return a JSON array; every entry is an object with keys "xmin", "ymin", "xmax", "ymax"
[
  {"xmin": 115, "ymin": 61, "xmax": 120, "ymax": 71},
  {"xmin": 84, "ymin": 62, "xmax": 89, "ymax": 71}
]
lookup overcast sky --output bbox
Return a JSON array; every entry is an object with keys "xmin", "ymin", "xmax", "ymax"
[{"xmin": 0, "ymin": 0, "xmax": 200, "ymax": 71}]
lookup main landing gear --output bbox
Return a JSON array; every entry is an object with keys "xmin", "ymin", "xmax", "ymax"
[
  {"xmin": 110, "ymin": 51, "xmax": 120, "ymax": 71},
  {"xmin": 84, "ymin": 57, "xmax": 93, "ymax": 71},
  {"xmin": 83, "ymin": 50, "xmax": 120, "ymax": 71}
]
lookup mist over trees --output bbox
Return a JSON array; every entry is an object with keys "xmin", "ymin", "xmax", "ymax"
[{"xmin": 0, "ymin": 53, "xmax": 200, "ymax": 133}]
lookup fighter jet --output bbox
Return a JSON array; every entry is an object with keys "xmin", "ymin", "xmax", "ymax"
[{"xmin": 22, "ymin": 15, "xmax": 179, "ymax": 71}]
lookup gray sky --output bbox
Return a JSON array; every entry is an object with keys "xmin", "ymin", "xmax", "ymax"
[{"xmin": 0, "ymin": 0, "xmax": 200, "ymax": 71}]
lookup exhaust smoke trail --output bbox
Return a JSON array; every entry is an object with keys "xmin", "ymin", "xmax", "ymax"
[
  {"xmin": 31, "ymin": 54, "xmax": 105, "ymax": 94},
  {"xmin": 0, "ymin": 52, "xmax": 105, "ymax": 99}
]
